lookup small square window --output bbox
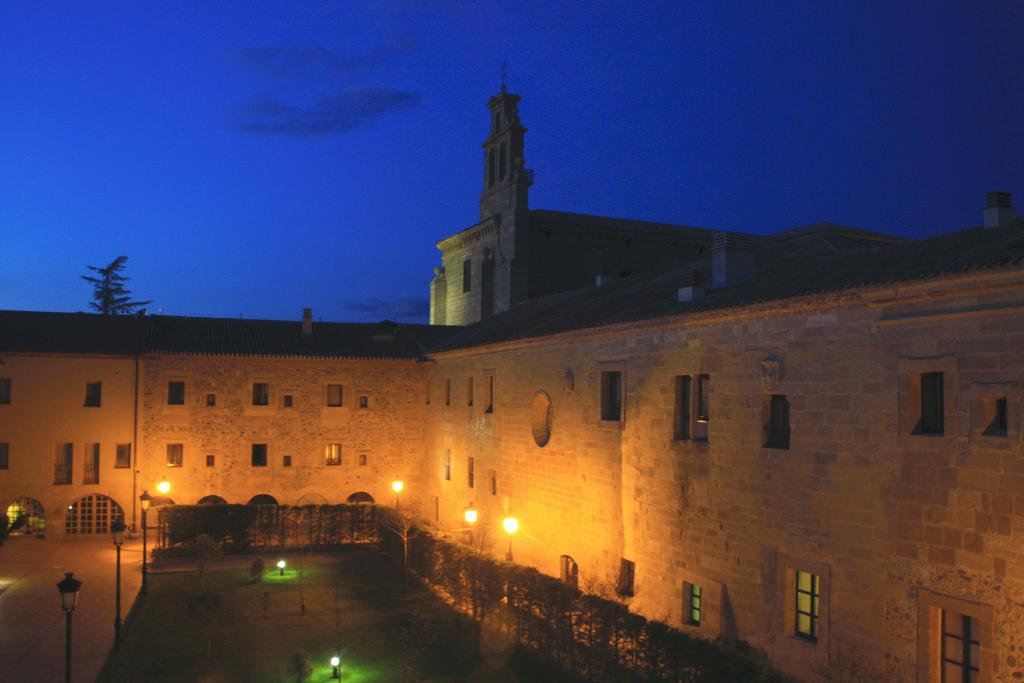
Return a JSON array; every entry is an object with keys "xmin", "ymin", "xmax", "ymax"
[
  {"xmin": 600, "ymin": 370, "xmax": 622, "ymax": 422},
  {"xmin": 252, "ymin": 383, "xmax": 270, "ymax": 406},
  {"xmin": 283, "ymin": 394, "xmax": 294, "ymax": 408},
  {"xmin": 467, "ymin": 456, "xmax": 475, "ymax": 488},
  {"xmin": 205, "ymin": 393, "xmax": 216, "ymax": 407},
  {"xmin": 166, "ymin": 443, "xmax": 183, "ymax": 467},
  {"xmin": 795, "ymin": 571, "xmax": 820, "ymax": 642},
  {"xmin": 115, "ymin": 443, "xmax": 131, "ymax": 469},
  {"xmin": 918, "ymin": 372, "xmax": 944, "ymax": 435},
  {"xmin": 84, "ymin": 381, "xmax": 102, "ymax": 407},
  {"xmin": 168, "ymin": 381, "xmax": 185, "ymax": 405},
  {"xmin": 685, "ymin": 582, "xmax": 702, "ymax": 626},
  {"xmin": 0, "ymin": 378, "xmax": 11, "ymax": 404},
  {"xmin": 327, "ymin": 384, "xmax": 343, "ymax": 407},
  {"xmin": 282, "ymin": 455, "xmax": 292, "ymax": 467},
  {"xmin": 358, "ymin": 453, "xmax": 367, "ymax": 466},
  {"xmin": 358, "ymin": 395, "xmax": 369, "ymax": 409},
  {"xmin": 324, "ymin": 443, "xmax": 341, "ymax": 466},
  {"xmin": 251, "ymin": 443, "xmax": 268, "ymax": 467},
  {"xmin": 985, "ymin": 396, "xmax": 1008, "ymax": 436},
  {"xmin": 617, "ymin": 559, "xmax": 635, "ymax": 597},
  {"xmin": 764, "ymin": 394, "xmax": 790, "ymax": 449},
  {"xmin": 206, "ymin": 454, "xmax": 215, "ymax": 467},
  {"xmin": 0, "ymin": 442, "xmax": 9, "ymax": 469}
]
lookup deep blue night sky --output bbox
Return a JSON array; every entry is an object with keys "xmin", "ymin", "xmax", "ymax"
[{"xmin": 2, "ymin": 2, "xmax": 1022, "ymax": 323}]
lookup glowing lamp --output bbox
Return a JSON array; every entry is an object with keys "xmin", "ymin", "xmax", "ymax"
[
  {"xmin": 156, "ymin": 480, "xmax": 171, "ymax": 495},
  {"xmin": 331, "ymin": 656, "xmax": 340, "ymax": 678},
  {"xmin": 277, "ymin": 559, "xmax": 286, "ymax": 576},
  {"xmin": 391, "ymin": 479, "xmax": 404, "ymax": 493},
  {"xmin": 139, "ymin": 490, "xmax": 152, "ymax": 511},
  {"xmin": 503, "ymin": 517, "xmax": 519, "ymax": 535},
  {"xmin": 464, "ymin": 507, "xmax": 478, "ymax": 525}
]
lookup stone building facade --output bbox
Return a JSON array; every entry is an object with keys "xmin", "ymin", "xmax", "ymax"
[{"xmin": 2, "ymin": 91, "xmax": 1024, "ymax": 682}]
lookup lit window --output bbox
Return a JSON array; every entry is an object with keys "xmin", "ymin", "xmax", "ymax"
[
  {"xmin": 252, "ymin": 383, "xmax": 269, "ymax": 406},
  {"xmin": 168, "ymin": 381, "xmax": 185, "ymax": 405},
  {"xmin": 601, "ymin": 371, "xmax": 622, "ymax": 422},
  {"xmin": 686, "ymin": 583, "xmax": 702, "ymax": 626},
  {"xmin": 324, "ymin": 443, "xmax": 341, "ymax": 466},
  {"xmin": 84, "ymin": 381, "xmax": 102, "ymax": 407},
  {"xmin": 166, "ymin": 443, "xmax": 183, "ymax": 468},
  {"xmin": 327, "ymin": 384, "xmax": 343, "ymax": 407},
  {"xmin": 795, "ymin": 571, "xmax": 820, "ymax": 641},
  {"xmin": 251, "ymin": 444, "xmax": 268, "ymax": 467}
]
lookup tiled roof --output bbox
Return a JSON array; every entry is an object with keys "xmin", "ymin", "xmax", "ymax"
[
  {"xmin": 0, "ymin": 310, "xmax": 459, "ymax": 359},
  {"xmin": 430, "ymin": 220, "xmax": 1024, "ymax": 352}
]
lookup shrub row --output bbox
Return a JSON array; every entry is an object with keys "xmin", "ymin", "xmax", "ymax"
[
  {"xmin": 378, "ymin": 509, "xmax": 787, "ymax": 683},
  {"xmin": 156, "ymin": 504, "xmax": 378, "ymax": 553}
]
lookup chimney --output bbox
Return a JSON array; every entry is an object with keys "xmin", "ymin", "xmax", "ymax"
[
  {"xmin": 983, "ymin": 191, "xmax": 1016, "ymax": 229},
  {"xmin": 677, "ymin": 272, "xmax": 705, "ymax": 303},
  {"xmin": 711, "ymin": 232, "xmax": 757, "ymax": 288},
  {"xmin": 302, "ymin": 308, "xmax": 313, "ymax": 337}
]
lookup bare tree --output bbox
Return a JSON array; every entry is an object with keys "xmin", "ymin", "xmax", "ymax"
[{"xmin": 382, "ymin": 510, "xmax": 419, "ymax": 589}]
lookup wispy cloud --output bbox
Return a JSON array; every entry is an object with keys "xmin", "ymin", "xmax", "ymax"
[
  {"xmin": 344, "ymin": 296, "xmax": 429, "ymax": 321},
  {"xmin": 240, "ymin": 41, "xmax": 414, "ymax": 78},
  {"xmin": 229, "ymin": 87, "xmax": 420, "ymax": 137}
]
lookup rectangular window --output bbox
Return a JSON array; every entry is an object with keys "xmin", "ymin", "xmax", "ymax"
[
  {"xmin": 206, "ymin": 454, "xmax": 215, "ymax": 467},
  {"xmin": 444, "ymin": 449, "xmax": 451, "ymax": 481},
  {"xmin": 324, "ymin": 443, "xmax": 341, "ymax": 466},
  {"xmin": 0, "ymin": 378, "xmax": 10, "ymax": 404},
  {"xmin": 54, "ymin": 443, "xmax": 73, "ymax": 484},
  {"xmin": 252, "ymin": 383, "xmax": 270, "ymax": 406},
  {"xmin": 600, "ymin": 370, "xmax": 622, "ymax": 422},
  {"xmin": 84, "ymin": 443, "xmax": 100, "ymax": 484},
  {"xmin": 617, "ymin": 559, "xmax": 635, "ymax": 597},
  {"xmin": 919, "ymin": 372, "xmax": 944, "ymax": 435},
  {"xmin": 695, "ymin": 374, "xmax": 710, "ymax": 440},
  {"xmin": 358, "ymin": 395, "xmax": 369, "ymax": 409},
  {"xmin": 941, "ymin": 611, "xmax": 980, "ymax": 683},
  {"xmin": 986, "ymin": 396, "xmax": 1008, "ymax": 436},
  {"xmin": 765, "ymin": 394, "xmax": 791, "ymax": 449},
  {"xmin": 795, "ymin": 571, "xmax": 820, "ymax": 642},
  {"xmin": 685, "ymin": 583, "xmax": 702, "ymax": 626},
  {"xmin": 84, "ymin": 381, "xmax": 102, "ymax": 407},
  {"xmin": 327, "ymin": 384, "xmax": 343, "ymax": 407},
  {"xmin": 463, "ymin": 258, "xmax": 472, "ymax": 293},
  {"xmin": 358, "ymin": 453, "xmax": 367, "ymax": 466},
  {"xmin": 674, "ymin": 375, "xmax": 691, "ymax": 440},
  {"xmin": 467, "ymin": 456, "xmax": 475, "ymax": 488},
  {"xmin": 251, "ymin": 443, "xmax": 268, "ymax": 467},
  {"xmin": 485, "ymin": 373, "xmax": 494, "ymax": 413},
  {"xmin": 205, "ymin": 392, "xmax": 216, "ymax": 407},
  {"xmin": 445, "ymin": 379, "xmax": 451, "ymax": 406},
  {"xmin": 168, "ymin": 381, "xmax": 185, "ymax": 405},
  {"xmin": 467, "ymin": 377, "xmax": 474, "ymax": 406},
  {"xmin": 0, "ymin": 442, "xmax": 8, "ymax": 469},
  {"xmin": 283, "ymin": 394, "xmax": 293, "ymax": 408},
  {"xmin": 166, "ymin": 443, "xmax": 183, "ymax": 468},
  {"xmin": 115, "ymin": 443, "xmax": 131, "ymax": 469},
  {"xmin": 282, "ymin": 455, "xmax": 292, "ymax": 467}
]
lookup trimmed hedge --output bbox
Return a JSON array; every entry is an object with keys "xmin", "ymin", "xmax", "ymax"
[
  {"xmin": 155, "ymin": 504, "xmax": 378, "ymax": 553},
  {"xmin": 378, "ymin": 509, "xmax": 788, "ymax": 683}
]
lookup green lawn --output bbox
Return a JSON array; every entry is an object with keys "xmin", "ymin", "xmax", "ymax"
[{"xmin": 97, "ymin": 550, "xmax": 575, "ymax": 683}]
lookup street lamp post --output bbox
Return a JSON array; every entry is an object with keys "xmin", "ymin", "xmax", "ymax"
[
  {"xmin": 56, "ymin": 571, "xmax": 82, "ymax": 683},
  {"xmin": 502, "ymin": 516, "xmax": 519, "ymax": 562},
  {"xmin": 331, "ymin": 655, "xmax": 340, "ymax": 679},
  {"xmin": 111, "ymin": 516, "xmax": 126, "ymax": 652},
  {"xmin": 391, "ymin": 478, "xmax": 404, "ymax": 510},
  {"xmin": 139, "ymin": 490, "xmax": 151, "ymax": 595}
]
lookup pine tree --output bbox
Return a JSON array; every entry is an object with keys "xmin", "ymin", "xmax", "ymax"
[{"xmin": 82, "ymin": 256, "xmax": 152, "ymax": 315}]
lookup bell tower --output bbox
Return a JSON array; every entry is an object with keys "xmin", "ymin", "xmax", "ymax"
[{"xmin": 479, "ymin": 85, "xmax": 532, "ymax": 220}]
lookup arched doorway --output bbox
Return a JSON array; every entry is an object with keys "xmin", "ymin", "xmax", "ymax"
[
  {"xmin": 346, "ymin": 491, "xmax": 374, "ymax": 504},
  {"xmin": 198, "ymin": 495, "xmax": 227, "ymax": 505},
  {"xmin": 247, "ymin": 494, "xmax": 278, "ymax": 506},
  {"xmin": 5, "ymin": 497, "xmax": 46, "ymax": 536},
  {"xmin": 65, "ymin": 494, "xmax": 124, "ymax": 534}
]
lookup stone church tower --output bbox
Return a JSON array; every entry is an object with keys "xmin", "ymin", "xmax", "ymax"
[{"xmin": 430, "ymin": 87, "xmax": 533, "ymax": 326}]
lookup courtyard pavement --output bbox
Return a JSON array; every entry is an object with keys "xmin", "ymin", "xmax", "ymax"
[{"xmin": 0, "ymin": 534, "xmax": 143, "ymax": 683}]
